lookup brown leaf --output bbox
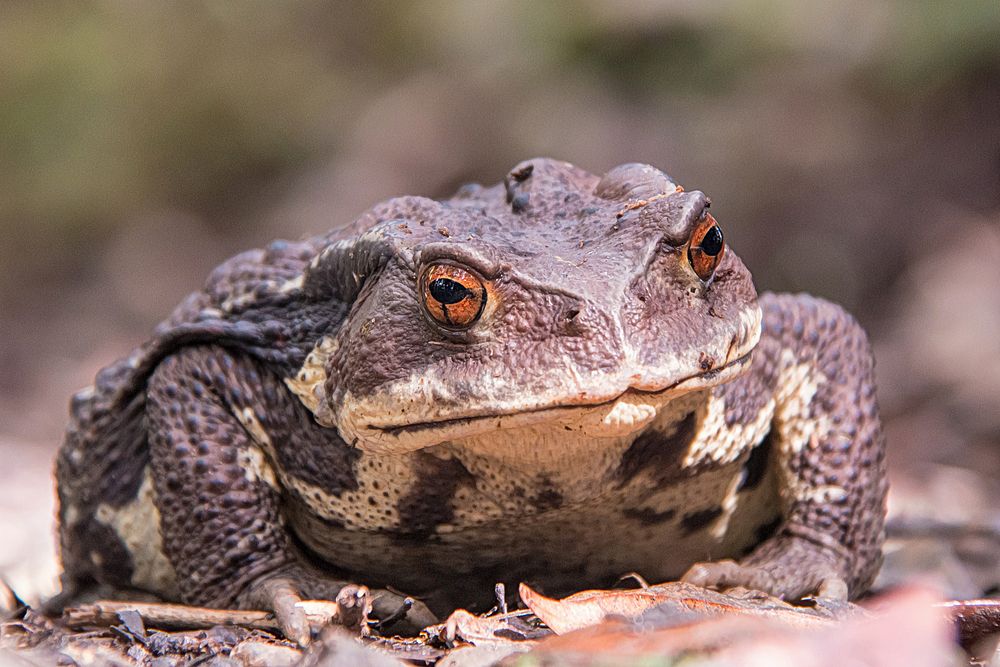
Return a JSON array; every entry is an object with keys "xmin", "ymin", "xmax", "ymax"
[
  {"xmin": 936, "ymin": 599, "xmax": 1000, "ymax": 659},
  {"xmin": 523, "ymin": 588, "xmax": 953, "ymax": 667},
  {"xmin": 519, "ymin": 581, "xmax": 843, "ymax": 635},
  {"xmin": 439, "ymin": 608, "xmax": 547, "ymax": 648}
]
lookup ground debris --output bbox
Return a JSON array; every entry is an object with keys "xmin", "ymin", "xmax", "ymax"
[
  {"xmin": 3, "ymin": 605, "xmax": 299, "ymax": 666},
  {"xmin": 0, "ymin": 583, "xmax": 997, "ymax": 665}
]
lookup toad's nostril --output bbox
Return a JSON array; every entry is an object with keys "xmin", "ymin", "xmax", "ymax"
[{"xmin": 565, "ymin": 308, "xmax": 581, "ymax": 322}]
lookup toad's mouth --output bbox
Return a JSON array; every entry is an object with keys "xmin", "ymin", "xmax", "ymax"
[{"xmin": 358, "ymin": 350, "xmax": 753, "ymax": 449}]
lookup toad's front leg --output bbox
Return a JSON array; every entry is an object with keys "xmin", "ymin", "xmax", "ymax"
[
  {"xmin": 684, "ymin": 294, "xmax": 888, "ymax": 601},
  {"xmin": 146, "ymin": 345, "xmax": 434, "ymax": 642}
]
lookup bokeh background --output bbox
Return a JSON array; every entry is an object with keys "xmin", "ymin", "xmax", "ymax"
[{"xmin": 2, "ymin": 1, "xmax": 999, "ymax": 603}]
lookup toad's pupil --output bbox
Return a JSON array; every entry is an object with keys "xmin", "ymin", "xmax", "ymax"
[
  {"xmin": 429, "ymin": 278, "xmax": 470, "ymax": 304},
  {"xmin": 701, "ymin": 225, "xmax": 724, "ymax": 256}
]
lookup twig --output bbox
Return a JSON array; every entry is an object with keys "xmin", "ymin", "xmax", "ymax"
[
  {"xmin": 495, "ymin": 583, "xmax": 508, "ymax": 615},
  {"xmin": 63, "ymin": 600, "xmax": 284, "ymax": 633}
]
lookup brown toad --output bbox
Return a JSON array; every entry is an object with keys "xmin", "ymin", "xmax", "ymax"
[{"xmin": 56, "ymin": 158, "xmax": 887, "ymax": 640}]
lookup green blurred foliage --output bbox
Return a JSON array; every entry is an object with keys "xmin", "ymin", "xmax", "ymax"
[
  {"xmin": 0, "ymin": 0, "xmax": 998, "ymax": 284},
  {"xmin": 1, "ymin": 3, "xmax": 341, "ymax": 234}
]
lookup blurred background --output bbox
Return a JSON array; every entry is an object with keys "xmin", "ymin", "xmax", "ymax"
[{"xmin": 1, "ymin": 0, "xmax": 999, "ymax": 603}]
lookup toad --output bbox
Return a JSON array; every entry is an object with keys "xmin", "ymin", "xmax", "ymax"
[{"xmin": 56, "ymin": 158, "xmax": 887, "ymax": 641}]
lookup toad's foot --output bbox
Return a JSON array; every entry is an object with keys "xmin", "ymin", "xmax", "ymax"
[
  {"xmin": 681, "ymin": 532, "xmax": 851, "ymax": 602},
  {"xmin": 239, "ymin": 569, "xmax": 436, "ymax": 644}
]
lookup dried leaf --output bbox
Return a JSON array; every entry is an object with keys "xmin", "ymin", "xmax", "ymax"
[
  {"xmin": 523, "ymin": 587, "xmax": 953, "ymax": 667},
  {"xmin": 937, "ymin": 598, "xmax": 1000, "ymax": 660},
  {"xmin": 519, "ymin": 581, "xmax": 844, "ymax": 635},
  {"xmin": 436, "ymin": 608, "xmax": 549, "ymax": 648}
]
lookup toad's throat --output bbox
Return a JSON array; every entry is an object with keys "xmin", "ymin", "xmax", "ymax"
[{"xmin": 370, "ymin": 350, "xmax": 753, "ymax": 437}]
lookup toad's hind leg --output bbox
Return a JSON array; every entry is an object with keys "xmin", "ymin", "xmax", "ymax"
[
  {"xmin": 684, "ymin": 293, "xmax": 888, "ymax": 600},
  {"xmin": 145, "ymin": 345, "xmax": 432, "ymax": 642}
]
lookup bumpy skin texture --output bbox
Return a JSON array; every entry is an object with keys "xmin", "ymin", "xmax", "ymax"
[
  {"xmin": 685, "ymin": 293, "xmax": 887, "ymax": 599},
  {"xmin": 56, "ymin": 158, "xmax": 887, "ymax": 634}
]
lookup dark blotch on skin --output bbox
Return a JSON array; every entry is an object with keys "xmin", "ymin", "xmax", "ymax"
[
  {"xmin": 76, "ymin": 519, "xmax": 135, "ymax": 584},
  {"xmin": 681, "ymin": 507, "xmax": 723, "ymax": 534},
  {"xmin": 623, "ymin": 507, "xmax": 677, "ymax": 526},
  {"xmin": 534, "ymin": 477, "xmax": 563, "ymax": 512},
  {"xmin": 737, "ymin": 432, "xmax": 773, "ymax": 493},
  {"xmin": 395, "ymin": 453, "xmax": 475, "ymax": 538},
  {"xmin": 616, "ymin": 412, "xmax": 697, "ymax": 486},
  {"xmin": 735, "ymin": 515, "xmax": 783, "ymax": 558},
  {"xmin": 754, "ymin": 516, "xmax": 782, "ymax": 546}
]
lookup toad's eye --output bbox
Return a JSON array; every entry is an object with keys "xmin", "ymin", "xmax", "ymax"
[
  {"xmin": 421, "ymin": 264, "xmax": 487, "ymax": 328},
  {"xmin": 687, "ymin": 213, "xmax": 726, "ymax": 282}
]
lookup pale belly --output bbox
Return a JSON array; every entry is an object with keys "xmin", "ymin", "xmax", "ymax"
[
  {"xmin": 288, "ymin": 453, "xmax": 781, "ymax": 607},
  {"xmin": 283, "ymin": 389, "xmax": 782, "ymax": 609}
]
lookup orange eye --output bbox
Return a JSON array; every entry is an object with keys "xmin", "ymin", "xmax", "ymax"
[
  {"xmin": 421, "ymin": 264, "xmax": 487, "ymax": 328},
  {"xmin": 687, "ymin": 213, "xmax": 726, "ymax": 282}
]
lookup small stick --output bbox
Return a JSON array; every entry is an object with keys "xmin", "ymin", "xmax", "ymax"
[
  {"xmin": 64, "ymin": 600, "xmax": 285, "ymax": 633},
  {"xmin": 494, "ymin": 583, "xmax": 507, "ymax": 615}
]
